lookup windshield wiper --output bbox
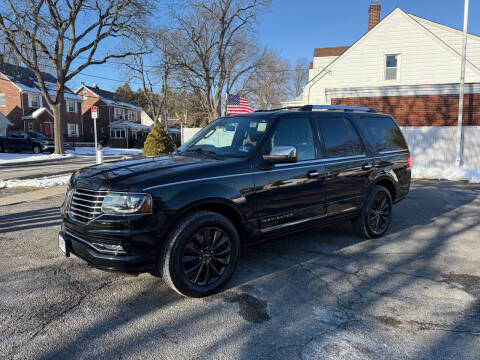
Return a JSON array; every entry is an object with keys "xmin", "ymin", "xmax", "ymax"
[{"xmin": 183, "ymin": 148, "xmax": 221, "ymax": 159}]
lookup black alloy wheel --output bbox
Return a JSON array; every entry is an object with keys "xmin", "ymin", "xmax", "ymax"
[
  {"xmin": 367, "ymin": 191, "xmax": 391, "ymax": 236},
  {"xmin": 159, "ymin": 211, "xmax": 240, "ymax": 297},
  {"xmin": 353, "ymin": 185, "xmax": 393, "ymax": 239},
  {"xmin": 182, "ymin": 227, "xmax": 232, "ymax": 286}
]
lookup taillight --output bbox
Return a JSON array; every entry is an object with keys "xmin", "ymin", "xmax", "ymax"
[{"xmin": 407, "ymin": 155, "xmax": 412, "ymax": 169}]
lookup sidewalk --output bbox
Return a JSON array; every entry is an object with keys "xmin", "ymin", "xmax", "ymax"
[{"xmin": 0, "ymin": 185, "xmax": 67, "ymax": 206}]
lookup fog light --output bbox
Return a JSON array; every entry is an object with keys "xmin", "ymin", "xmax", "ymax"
[{"xmin": 91, "ymin": 243, "xmax": 126, "ymax": 253}]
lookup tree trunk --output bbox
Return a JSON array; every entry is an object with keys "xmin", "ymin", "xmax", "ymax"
[{"xmin": 52, "ymin": 101, "xmax": 65, "ymax": 154}]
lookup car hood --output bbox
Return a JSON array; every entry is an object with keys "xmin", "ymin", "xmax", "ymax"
[{"xmin": 73, "ymin": 155, "xmax": 246, "ymax": 192}]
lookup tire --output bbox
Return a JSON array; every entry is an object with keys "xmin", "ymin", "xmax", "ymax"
[
  {"xmin": 33, "ymin": 145, "xmax": 42, "ymax": 154},
  {"xmin": 158, "ymin": 211, "xmax": 240, "ymax": 297},
  {"xmin": 353, "ymin": 185, "xmax": 393, "ymax": 239},
  {"xmin": 0, "ymin": 144, "xmax": 3, "ymax": 153}
]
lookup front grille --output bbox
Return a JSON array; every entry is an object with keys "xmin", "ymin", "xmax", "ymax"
[{"xmin": 69, "ymin": 188, "xmax": 107, "ymax": 223}]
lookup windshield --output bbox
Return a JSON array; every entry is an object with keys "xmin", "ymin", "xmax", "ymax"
[
  {"xmin": 27, "ymin": 131, "xmax": 46, "ymax": 139},
  {"xmin": 178, "ymin": 116, "xmax": 271, "ymax": 158}
]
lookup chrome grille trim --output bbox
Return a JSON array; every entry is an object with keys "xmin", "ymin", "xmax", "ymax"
[{"xmin": 69, "ymin": 188, "xmax": 105, "ymax": 223}]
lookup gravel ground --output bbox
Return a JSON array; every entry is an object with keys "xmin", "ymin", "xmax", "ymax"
[{"xmin": 1, "ymin": 181, "xmax": 479, "ymax": 359}]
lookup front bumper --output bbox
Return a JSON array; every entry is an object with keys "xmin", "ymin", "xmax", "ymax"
[{"xmin": 60, "ymin": 227, "xmax": 156, "ymax": 273}]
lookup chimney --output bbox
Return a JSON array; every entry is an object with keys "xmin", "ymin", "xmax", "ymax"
[
  {"xmin": 368, "ymin": 0, "xmax": 381, "ymax": 31},
  {"xmin": 93, "ymin": 82, "xmax": 98, "ymax": 89}
]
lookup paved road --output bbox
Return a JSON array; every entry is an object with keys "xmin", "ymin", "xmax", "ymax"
[
  {"xmin": 1, "ymin": 181, "xmax": 479, "ymax": 359},
  {"xmin": 0, "ymin": 156, "xmax": 132, "ymax": 180}
]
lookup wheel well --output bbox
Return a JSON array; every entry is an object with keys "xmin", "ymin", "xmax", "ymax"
[
  {"xmin": 178, "ymin": 202, "xmax": 245, "ymax": 241},
  {"xmin": 375, "ymin": 179, "xmax": 396, "ymax": 202}
]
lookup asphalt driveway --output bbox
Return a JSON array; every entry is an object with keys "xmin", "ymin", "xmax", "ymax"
[{"xmin": 1, "ymin": 181, "xmax": 479, "ymax": 359}]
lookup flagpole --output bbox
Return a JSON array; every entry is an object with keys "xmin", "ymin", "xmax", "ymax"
[{"xmin": 456, "ymin": 0, "xmax": 469, "ymax": 168}]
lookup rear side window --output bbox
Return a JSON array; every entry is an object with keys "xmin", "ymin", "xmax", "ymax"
[
  {"xmin": 361, "ymin": 116, "xmax": 407, "ymax": 153},
  {"xmin": 316, "ymin": 117, "xmax": 365, "ymax": 158}
]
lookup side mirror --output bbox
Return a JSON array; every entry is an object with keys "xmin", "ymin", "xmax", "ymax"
[{"xmin": 263, "ymin": 146, "xmax": 297, "ymax": 164}]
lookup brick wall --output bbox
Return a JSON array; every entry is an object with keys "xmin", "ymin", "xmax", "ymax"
[
  {"xmin": 0, "ymin": 74, "xmax": 23, "ymax": 130},
  {"xmin": 331, "ymin": 93, "xmax": 480, "ymax": 126},
  {"xmin": 77, "ymin": 87, "xmax": 110, "ymax": 142}
]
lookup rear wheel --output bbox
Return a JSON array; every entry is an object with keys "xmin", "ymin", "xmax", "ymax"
[
  {"xmin": 354, "ymin": 185, "xmax": 393, "ymax": 239},
  {"xmin": 158, "ymin": 211, "xmax": 240, "ymax": 297}
]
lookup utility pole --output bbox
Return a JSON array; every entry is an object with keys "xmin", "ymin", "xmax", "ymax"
[{"xmin": 456, "ymin": 0, "xmax": 469, "ymax": 167}]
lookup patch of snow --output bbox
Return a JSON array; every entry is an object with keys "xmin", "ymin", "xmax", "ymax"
[
  {"xmin": 0, "ymin": 153, "xmax": 73, "ymax": 165},
  {"xmin": 411, "ymin": 166, "xmax": 480, "ymax": 183},
  {"xmin": 0, "ymin": 174, "xmax": 70, "ymax": 188},
  {"xmin": 66, "ymin": 147, "xmax": 142, "ymax": 156}
]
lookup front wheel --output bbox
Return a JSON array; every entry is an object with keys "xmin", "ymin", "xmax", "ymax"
[
  {"xmin": 354, "ymin": 185, "xmax": 393, "ymax": 239},
  {"xmin": 33, "ymin": 145, "xmax": 42, "ymax": 154},
  {"xmin": 158, "ymin": 211, "xmax": 240, "ymax": 297}
]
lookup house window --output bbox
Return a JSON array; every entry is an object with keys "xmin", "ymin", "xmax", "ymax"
[
  {"xmin": 0, "ymin": 93, "xmax": 5, "ymax": 107},
  {"xmin": 385, "ymin": 54, "xmax": 399, "ymax": 80},
  {"xmin": 110, "ymin": 129, "xmax": 126, "ymax": 138},
  {"xmin": 66, "ymin": 101, "xmax": 76, "ymax": 113},
  {"xmin": 114, "ymin": 107, "xmax": 124, "ymax": 120},
  {"xmin": 82, "ymin": 90, "xmax": 88, "ymax": 100},
  {"xmin": 29, "ymin": 93, "xmax": 42, "ymax": 108},
  {"xmin": 67, "ymin": 123, "xmax": 78, "ymax": 137},
  {"xmin": 27, "ymin": 122, "xmax": 34, "ymax": 131}
]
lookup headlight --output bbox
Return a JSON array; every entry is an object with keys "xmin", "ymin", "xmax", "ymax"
[{"xmin": 101, "ymin": 193, "xmax": 152, "ymax": 215}]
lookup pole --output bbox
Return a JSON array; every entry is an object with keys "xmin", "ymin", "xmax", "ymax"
[
  {"xmin": 456, "ymin": 0, "xmax": 469, "ymax": 167},
  {"xmin": 93, "ymin": 118, "xmax": 98, "ymax": 151}
]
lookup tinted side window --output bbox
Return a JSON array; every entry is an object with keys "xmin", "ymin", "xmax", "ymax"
[
  {"xmin": 361, "ymin": 116, "xmax": 408, "ymax": 152},
  {"xmin": 270, "ymin": 117, "xmax": 315, "ymax": 161},
  {"xmin": 316, "ymin": 117, "xmax": 365, "ymax": 158}
]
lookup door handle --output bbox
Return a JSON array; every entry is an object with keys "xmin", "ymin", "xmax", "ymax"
[
  {"xmin": 362, "ymin": 163, "xmax": 373, "ymax": 170},
  {"xmin": 307, "ymin": 170, "xmax": 319, "ymax": 178}
]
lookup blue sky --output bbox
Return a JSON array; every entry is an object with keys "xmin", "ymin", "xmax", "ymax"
[{"xmin": 70, "ymin": 0, "xmax": 480, "ymax": 92}]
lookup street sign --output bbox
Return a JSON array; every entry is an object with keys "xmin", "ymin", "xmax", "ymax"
[{"xmin": 91, "ymin": 106, "xmax": 98, "ymax": 119}]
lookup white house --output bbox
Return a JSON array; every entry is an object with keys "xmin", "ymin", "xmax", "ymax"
[{"xmin": 286, "ymin": 1, "xmax": 480, "ymax": 172}]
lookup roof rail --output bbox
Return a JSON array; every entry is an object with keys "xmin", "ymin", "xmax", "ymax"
[
  {"xmin": 299, "ymin": 105, "xmax": 377, "ymax": 113},
  {"xmin": 254, "ymin": 106, "xmax": 304, "ymax": 112}
]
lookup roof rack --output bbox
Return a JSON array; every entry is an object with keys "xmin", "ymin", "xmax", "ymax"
[
  {"xmin": 254, "ymin": 106, "xmax": 304, "ymax": 112},
  {"xmin": 299, "ymin": 105, "xmax": 377, "ymax": 113}
]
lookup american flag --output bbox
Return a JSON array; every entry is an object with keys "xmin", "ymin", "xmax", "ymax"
[{"xmin": 227, "ymin": 94, "xmax": 251, "ymax": 115}]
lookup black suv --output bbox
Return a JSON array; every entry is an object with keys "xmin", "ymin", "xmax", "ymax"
[{"xmin": 59, "ymin": 105, "xmax": 411, "ymax": 297}]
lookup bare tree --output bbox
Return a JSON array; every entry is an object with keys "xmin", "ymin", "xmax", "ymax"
[
  {"xmin": 290, "ymin": 57, "xmax": 309, "ymax": 98},
  {"xmin": 0, "ymin": 0, "xmax": 151, "ymax": 154},
  {"xmin": 165, "ymin": 0, "xmax": 270, "ymax": 122},
  {"xmin": 244, "ymin": 49, "xmax": 290, "ymax": 110}
]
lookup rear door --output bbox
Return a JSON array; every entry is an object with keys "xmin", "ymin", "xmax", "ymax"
[
  {"xmin": 313, "ymin": 113, "xmax": 374, "ymax": 216},
  {"xmin": 252, "ymin": 115, "xmax": 327, "ymax": 234},
  {"xmin": 354, "ymin": 115, "xmax": 411, "ymax": 196}
]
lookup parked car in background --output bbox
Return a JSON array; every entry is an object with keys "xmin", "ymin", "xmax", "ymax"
[
  {"xmin": 0, "ymin": 131, "xmax": 54, "ymax": 153},
  {"xmin": 59, "ymin": 105, "xmax": 411, "ymax": 297}
]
